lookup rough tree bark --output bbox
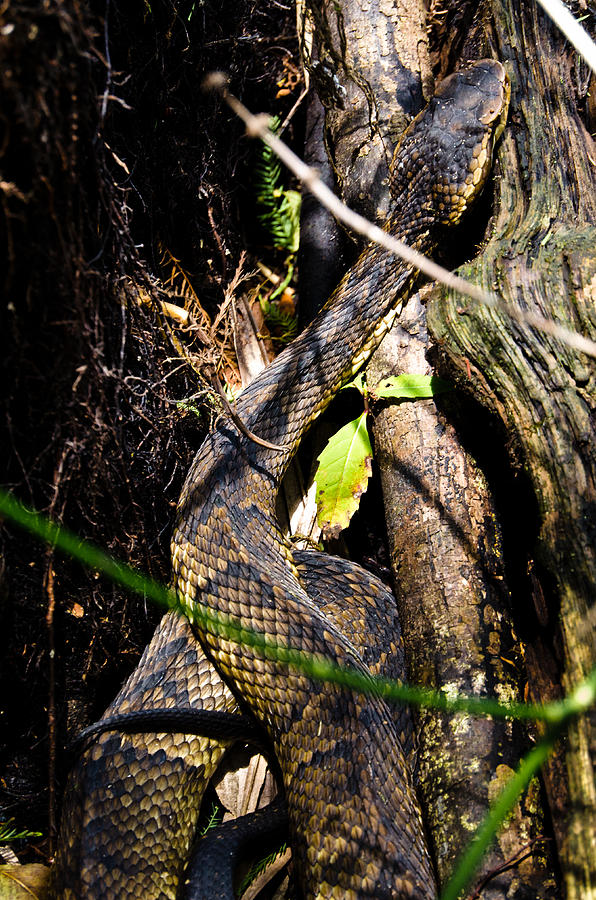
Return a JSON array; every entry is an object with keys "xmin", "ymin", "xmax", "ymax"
[
  {"xmin": 302, "ymin": 0, "xmax": 431, "ymax": 220},
  {"xmin": 425, "ymin": 2, "xmax": 596, "ymax": 898},
  {"xmin": 369, "ymin": 296, "xmax": 556, "ymax": 898},
  {"xmin": 300, "ymin": 0, "xmax": 595, "ymax": 896}
]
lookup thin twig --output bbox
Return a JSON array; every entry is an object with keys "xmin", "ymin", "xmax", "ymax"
[
  {"xmin": 44, "ymin": 561, "xmax": 57, "ymax": 853},
  {"xmin": 210, "ymin": 372, "xmax": 290, "ymax": 452},
  {"xmin": 99, "ymin": 0, "xmax": 112, "ymax": 123},
  {"xmin": 203, "ymin": 73, "xmax": 596, "ymax": 360},
  {"xmin": 44, "ymin": 449, "xmax": 67, "ymax": 854},
  {"xmin": 278, "ymin": 85, "xmax": 309, "ymax": 135},
  {"xmin": 212, "ymin": 250, "xmax": 250, "ymax": 331},
  {"xmin": 207, "ymin": 204, "xmax": 227, "ymax": 280},
  {"xmin": 467, "ymin": 835, "xmax": 551, "ymax": 899},
  {"xmin": 535, "ymin": 0, "xmax": 596, "ymax": 76}
]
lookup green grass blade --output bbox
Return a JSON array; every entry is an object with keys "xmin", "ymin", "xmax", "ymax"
[
  {"xmin": 2, "ymin": 487, "xmax": 594, "ymax": 897},
  {"xmin": 0, "ymin": 488, "xmax": 174, "ymax": 610},
  {"xmin": 0, "ymin": 488, "xmax": 586, "ymax": 724},
  {"xmin": 440, "ymin": 725, "xmax": 562, "ymax": 900}
]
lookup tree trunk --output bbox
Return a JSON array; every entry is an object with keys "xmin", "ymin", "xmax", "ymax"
[
  {"xmin": 368, "ymin": 299, "xmax": 556, "ymax": 897},
  {"xmin": 302, "ymin": 0, "xmax": 432, "ymax": 222},
  {"xmin": 426, "ymin": 2, "xmax": 596, "ymax": 897},
  {"xmin": 302, "ymin": 0, "xmax": 588, "ymax": 895}
]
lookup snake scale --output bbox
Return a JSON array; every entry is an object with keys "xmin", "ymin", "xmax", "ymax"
[{"xmin": 51, "ymin": 60, "xmax": 509, "ymax": 899}]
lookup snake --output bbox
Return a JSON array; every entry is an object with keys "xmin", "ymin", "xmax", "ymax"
[{"xmin": 50, "ymin": 59, "xmax": 509, "ymax": 899}]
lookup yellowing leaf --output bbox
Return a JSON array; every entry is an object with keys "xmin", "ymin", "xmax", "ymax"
[
  {"xmin": 372, "ymin": 373, "xmax": 452, "ymax": 400},
  {"xmin": 314, "ymin": 412, "xmax": 372, "ymax": 539},
  {"xmin": 0, "ymin": 864, "xmax": 50, "ymax": 899}
]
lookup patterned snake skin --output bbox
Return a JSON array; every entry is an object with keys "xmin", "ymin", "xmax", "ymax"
[{"xmin": 51, "ymin": 60, "xmax": 509, "ymax": 899}]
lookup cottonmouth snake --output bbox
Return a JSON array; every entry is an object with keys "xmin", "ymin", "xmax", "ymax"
[{"xmin": 51, "ymin": 60, "xmax": 509, "ymax": 899}]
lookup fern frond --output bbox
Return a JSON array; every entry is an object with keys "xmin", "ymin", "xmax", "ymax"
[
  {"xmin": 158, "ymin": 243, "xmax": 212, "ymax": 329},
  {"xmin": 254, "ymin": 117, "xmax": 301, "ymax": 253},
  {"xmin": 238, "ymin": 841, "xmax": 288, "ymax": 896},
  {"xmin": 0, "ymin": 819, "xmax": 42, "ymax": 843},
  {"xmin": 260, "ymin": 295, "xmax": 298, "ymax": 344},
  {"xmin": 199, "ymin": 803, "xmax": 223, "ymax": 837}
]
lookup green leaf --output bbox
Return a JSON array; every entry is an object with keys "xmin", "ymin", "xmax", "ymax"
[
  {"xmin": 340, "ymin": 371, "xmax": 366, "ymax": 396},
  {"xmin": 314, "ymin": 411, "xmax": 372, "ymax": 538},
  {"xmin": 372, "ymin": 373, "xmax": 452, "ymax": 401}
]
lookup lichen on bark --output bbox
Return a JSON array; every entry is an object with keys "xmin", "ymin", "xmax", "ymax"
[
  {"xmin": 302, "ymin": 0, "xmax": 560, "ymax": 895},
  {"xmin": 426, "ymin": 2, "xmax": 596, "ymax": 896}
]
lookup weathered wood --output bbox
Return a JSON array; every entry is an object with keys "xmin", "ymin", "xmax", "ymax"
[
  {"xmin": 301, "ymin": 0, "xmax": 558, "ymax": 894},
  {"xmin": 368, "ymin": 301, "xmax": 557, "ymax": 896},
  {"xmin": 303, "ymin": 0, "xmax": 431, "ymax": 221},
  {"xmin": 298, "ymin": 92, "xmax": 347, "ymax": 323},
  {"xmin": 426, "ymin": 2, "xmax": 596, "ymax": 897}
]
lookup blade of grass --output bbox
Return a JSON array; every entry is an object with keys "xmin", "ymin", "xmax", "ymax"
[
  {"xmin": 1, "ymin": 486, "xmax": 594, "ymax": 897},
  {"xmin": 0, "ymin": 487, "xmax": 174, "ymax": 609},
  {"xmin": 440, "ymin": 724, "xmax": 562, "ymax": 900},
  {"xmin": 1, "ymin": 488, "xmax": 591, "ymax": 727}
]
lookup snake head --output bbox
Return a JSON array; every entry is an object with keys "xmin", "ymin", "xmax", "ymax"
[{"xmin": 391, "ymin": 59, "xmax": 510, "ymax": 229}]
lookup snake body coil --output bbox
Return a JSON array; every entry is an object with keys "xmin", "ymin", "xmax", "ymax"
[{"xmin": 51, "ymin": 60, "xmax": 509, "ymax": 899}]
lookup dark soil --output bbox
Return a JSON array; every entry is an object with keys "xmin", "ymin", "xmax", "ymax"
[{"xmin": 0, "ymin": 0, "xmax": 301, "ymax": 861}]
